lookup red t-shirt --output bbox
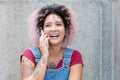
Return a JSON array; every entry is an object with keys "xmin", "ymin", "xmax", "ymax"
[{"xmin": 20, "ymin": 48, "xmax": 83, "ymax": 69}]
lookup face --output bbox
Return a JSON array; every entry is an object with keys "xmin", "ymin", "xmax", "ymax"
[{"xmin": 43, "ymin": 14, "xmax": 65, "ymax": 46}]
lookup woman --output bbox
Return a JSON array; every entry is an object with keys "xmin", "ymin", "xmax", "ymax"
[{"xmin": 20, "ymin": 3, "xmax": 83, "ymax": 80}]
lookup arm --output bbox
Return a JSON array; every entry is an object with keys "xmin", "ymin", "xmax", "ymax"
[
  {"xmin": 68, "ymin": 64, "xmax": 83, "ymax": 80},
  {"xmin": 21, "ymin": 55, "xmax": 48, "ymax": 80},
  {"xmin": 20, "ymin": 30, "xmax": 49, "ymax": 80}
]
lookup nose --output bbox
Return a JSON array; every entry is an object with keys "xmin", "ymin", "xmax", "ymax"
[{"xmin": 51, "ymin": 25, "xmax": 57, "ymax": 31}]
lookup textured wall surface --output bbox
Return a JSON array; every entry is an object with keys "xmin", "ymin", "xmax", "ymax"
[
  {"xmin": 0, "ymin": 0, "xmax": 115, "ymax": 80},
  {"xmin": 114, "ymin": 0, "xmax": 120, "ymax": 80}
]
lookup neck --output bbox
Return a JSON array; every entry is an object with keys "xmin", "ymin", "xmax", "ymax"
[{"xmin": 48, "ymin": 45, "xmax": 64, "ymax": 57}]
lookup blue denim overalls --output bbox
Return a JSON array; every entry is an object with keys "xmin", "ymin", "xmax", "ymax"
[{"xmin": 30, "ymin": 47, "xmax": 73, "ymax": 80}]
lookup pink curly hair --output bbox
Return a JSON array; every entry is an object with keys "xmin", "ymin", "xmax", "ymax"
[{"xmin": 28, "ymin": 4, "xmax": 77, "ymax": 48}]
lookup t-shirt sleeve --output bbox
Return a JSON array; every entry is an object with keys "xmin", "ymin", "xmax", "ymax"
[
  {"xmin": 20, "ymin": 49, "xmax": 36, "ymax": 65},
  {"xmin": 70, "ymin": 50, "xmax": 83, "ymax": 66}
]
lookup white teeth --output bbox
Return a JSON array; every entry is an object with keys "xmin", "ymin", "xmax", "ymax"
[{"xmin": 50, "ymin": 34, "xmax": 59, "ymax": 37}]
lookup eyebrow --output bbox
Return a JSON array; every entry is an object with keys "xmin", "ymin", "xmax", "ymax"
[
  {"xmin": 56, "ymin": 21, "xmax": 63, "ymax": 23},
  {"xmin": 44, "ymin": 21, "xmax": 63, "ymax": 24}
]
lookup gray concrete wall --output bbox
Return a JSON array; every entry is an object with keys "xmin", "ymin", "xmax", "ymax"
[
  {"xmin": 0, "ymin": 0, "xmax": 115, "ymax": 80},
  {"xmin": 114, "ymin": 0, "xmax": 120, "ymax": 80}
]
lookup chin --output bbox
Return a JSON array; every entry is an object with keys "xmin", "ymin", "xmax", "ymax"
[{"xmin": 49, "ymin": 41, "xmax": 62, "ymax": 46}]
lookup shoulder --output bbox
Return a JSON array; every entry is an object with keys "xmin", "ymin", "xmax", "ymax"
[
  {"xmin": 70, "ymin": 49, "xmax": 83, "ymax": 66},
  {"xmin": 20, "ymin": 48, "xmax": 36, "ymax": 65},
  {"xmin": 73, "ymin": 50, "xmax": 83, "ymax": 59},
  {"xmin": 22, "ymin": 48, "xmax": 34, "ymax": 57},
  {"xmin": 23, "ymin": 48, "xmax": 33, "ymax": 54},
  {"xmin": 72, "ymin": 49, "xmax": 83, "ymax": 61}
]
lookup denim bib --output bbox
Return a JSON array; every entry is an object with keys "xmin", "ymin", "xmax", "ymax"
[{"xmin": 30, "ymin": 48, "xmax": 73, "ymax": 80}]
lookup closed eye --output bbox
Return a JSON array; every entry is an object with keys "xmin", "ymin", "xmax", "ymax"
[
  {"xmin": 56, "ymin": 23, "xmax": 62, "ymax": 26},
  {"xmin": 45, "ymin": 24, "xmax": 51, "ymax": 27}
]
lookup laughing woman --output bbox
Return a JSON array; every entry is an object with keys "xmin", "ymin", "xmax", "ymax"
[{"xmin": 20, "ymin": 3, "xmax": 83, "ymax": 80}]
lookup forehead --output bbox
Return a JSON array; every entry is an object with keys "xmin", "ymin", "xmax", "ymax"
[{"xmin": 44, "ymin": 14, "xmax": 63, "ymax": 23}]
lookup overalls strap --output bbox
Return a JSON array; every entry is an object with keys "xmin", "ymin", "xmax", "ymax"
[
  {"xmin": 62, "ymin": 48, "xmax": 73, "ymax": 68},
  {"xmin": 30, "ymin": 47, "xmax": 41, "ymax": 64}
]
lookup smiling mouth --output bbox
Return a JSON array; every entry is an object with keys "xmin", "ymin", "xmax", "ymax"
[{"xmin": 49, "ymin": 34, "xmax": 59, "ymax": 38}]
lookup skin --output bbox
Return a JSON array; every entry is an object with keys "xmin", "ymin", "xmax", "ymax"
[{"xmin": 21, "ymin": 13, "xmax": 83, "ymax": 80}]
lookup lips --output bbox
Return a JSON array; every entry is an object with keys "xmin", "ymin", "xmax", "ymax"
[{"xmin": 49, "ymin": 34, "xmax": 59, "ymax": 38}]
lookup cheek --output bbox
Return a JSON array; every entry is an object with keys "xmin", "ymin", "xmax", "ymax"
[
  {"xmin": 60, "ymin": 28, "xmax": 66, "ymax": 34},
  {"xmin": 43, "ymin": 28, "xmax": 50, "ymax": 34}
]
